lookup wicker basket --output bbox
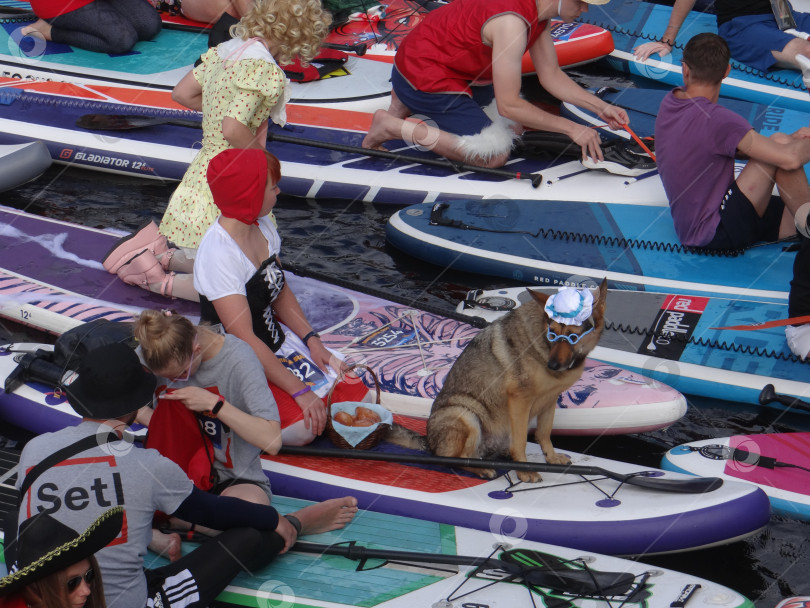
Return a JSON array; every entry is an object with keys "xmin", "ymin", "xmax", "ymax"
[{"xmin": 325, "ymin": 364, "xmax": 390, "ymax": 450}]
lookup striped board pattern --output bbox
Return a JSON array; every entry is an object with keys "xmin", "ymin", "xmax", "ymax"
[
  {"xmin": 0, "ymin": 81, "xmax": 671, "ymax": 204},
  {"xmin": 662, "ymin": 433, "xmax": 810, "ymax": 521},
  {"xmin": 580, "ymin": 0, "xmax": 809, "ymax": 112},
  {"xmin": 455, "ymin": 287, "xmax": 810, "ymax": 407}
]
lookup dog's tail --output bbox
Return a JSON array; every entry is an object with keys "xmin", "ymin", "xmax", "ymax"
[{"xmin": 385, "ymin": 424, "xmax": 428, "ymax": 450}]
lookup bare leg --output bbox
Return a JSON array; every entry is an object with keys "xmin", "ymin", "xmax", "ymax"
[
  {"xmin": 179, "ymin": 0, "xmax": 231, "ymax": 23},
  {"xmin": 21, "ymin": 19, "xmax": 52, "ymax": 41},
  {"xmin": 288, "ymin": 497, "xmax": 358, "ymax": 535},
  {"xmin": 772, "ymin": 37, "xmax": 810, "ymax": 72},
  {"xmin": 146, "ymin": 274, "xmax": 200, "ymax": 302}
]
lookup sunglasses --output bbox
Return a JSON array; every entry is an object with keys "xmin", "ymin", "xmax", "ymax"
[
  {"xmin": 67, "ymin": 568, "xmax": 95, "ymax": 593},
  {"xmin": 546, "ymin": 326, "xmax": 594, "ymax": 345}
]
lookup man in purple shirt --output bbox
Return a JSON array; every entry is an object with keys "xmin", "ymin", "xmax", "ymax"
[{"xmin": 655, "ymin": 32, "xmax": 810, "ymax": 249}]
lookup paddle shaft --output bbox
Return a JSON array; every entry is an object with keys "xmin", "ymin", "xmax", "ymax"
[
  {"xmin": 278, "ymin": 445, "xmax": 722, "ymax": 493},
  {"xmin": 266, "ymin": 131, "xmax": 543, "ymax": 188},
  {"xmin": 291, "ymin": 541, "xmax": 635, "ymax": 594}
]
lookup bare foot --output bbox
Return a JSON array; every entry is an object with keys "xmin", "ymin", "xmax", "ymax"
[
  {"xmin": 21, "ymin": 19, "xmax": 52, "ymax": 41},
  {"xmin": 290, "ymin": 497, "xmax": 358, "ymax": 535},
  {"xmin": 149, "ymin": 529, "xmax": 182, "ymax": 562},
  {"xmin": 361, "ymin": 109, "xmax": 397, "ymax": 150}
]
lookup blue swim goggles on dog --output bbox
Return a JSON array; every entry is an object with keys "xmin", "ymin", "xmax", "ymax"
[{"xmin": 546, "ymin": 326, "xmax": 593, "ymax": 345}]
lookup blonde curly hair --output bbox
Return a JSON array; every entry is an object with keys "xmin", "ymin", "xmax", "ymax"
[{"xmin": 231, "ymin": 0, "xmax": 332, "ymax": 66}]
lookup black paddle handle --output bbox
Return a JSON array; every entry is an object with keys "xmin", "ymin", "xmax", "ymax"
[
  {"xmin": 758, "ymin": 384, "xmax": 810, "ymax": 413},
  {"xmin": 321, "ymin": 41, "xmax": 368, "ymax": 56}
]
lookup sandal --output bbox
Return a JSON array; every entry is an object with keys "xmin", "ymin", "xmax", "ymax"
[{"xmin": 117, "ymin": 249, "xmax": 175, "ymax": 298}]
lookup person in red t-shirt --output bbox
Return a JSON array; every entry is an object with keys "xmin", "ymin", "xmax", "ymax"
[
  {"xmin": 21, "ymin": 0, "xmax": 160, "ymax": 54},
  {"xmin": 362, "ymin": 0, "xmax": 629, "ymax": 168}
]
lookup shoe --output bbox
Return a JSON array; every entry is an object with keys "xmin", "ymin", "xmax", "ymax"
[
  {"xmin": 102, "ymin": 220, "xmax": 170, "ymax": 274},
  {"xmin": 117, "ymin": 249, "xmax": 175, "ymax": 298},
  {"xmin": 785, "ymin": 324, "xmax": 810, "ymax": 359},
  {"xmin": 582, "ymin": 140, "xmax": 657, "ymax": 177},
  {"xmin": 796, "ymin": 54, "xmax": 810, "ymax": 90}
]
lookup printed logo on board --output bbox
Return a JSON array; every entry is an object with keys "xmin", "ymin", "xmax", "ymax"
[{"xmin": 637, "ymin": 295, "xmax": 706, "ymax": 360}]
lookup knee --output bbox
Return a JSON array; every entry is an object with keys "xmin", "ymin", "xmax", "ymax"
[{"xmin": 467, "ymin": 151, "xmax": 510, "ymax": 168}]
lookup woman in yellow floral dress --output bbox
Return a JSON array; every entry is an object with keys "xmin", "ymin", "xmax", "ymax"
[{"xmin": 158, "ymin": 0, "xmax": 331, "ymax": 249}]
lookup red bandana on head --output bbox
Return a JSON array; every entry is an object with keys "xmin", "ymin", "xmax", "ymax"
[{"xmin": 207, "ymin": 148, "xmax": 268, "ymax": 225}]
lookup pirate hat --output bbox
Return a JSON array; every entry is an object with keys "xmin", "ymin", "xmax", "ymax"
[{"xmin": 0, "ymin": 507, "xmax": 123, "ymax": 596}]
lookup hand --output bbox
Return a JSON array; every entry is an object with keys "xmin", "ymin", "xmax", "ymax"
[
  {"xmin": 161, "ymin": 387, "xmax": 219, "ymax": 413},
  {"xmin": 633, "ymin": 41, "xmax": 672, "ymax": 62},
  {"xmin": 569, "ymin": 124, "xmax": 603, "ymax": 163},
  {"xmin": 274, "ymin": 515, "xmax": 298, "ymax": 553},
  {"xmin": 295, "ymin": 389, "xmax": 327, "ymax": 435},
  {"xmin": 598, "ymin": 105, "xmax": 629, "ymax": 130},
  {"xmin": 307, "ymin": 338, "xmax": 334, "ymax": 374},
  {"xmin": 791, "ymin": 126, "xmax": 810, "ymax": 139}
]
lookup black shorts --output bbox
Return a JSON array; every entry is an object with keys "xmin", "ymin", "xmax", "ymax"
[{"xmin": 704, "ymin": 181, "xmax": 783, "ymax": 250}]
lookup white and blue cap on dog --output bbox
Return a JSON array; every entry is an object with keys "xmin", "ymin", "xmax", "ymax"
[{"xmin": 544, "ymin": 287, "xmax": 593, "ymax": 326}]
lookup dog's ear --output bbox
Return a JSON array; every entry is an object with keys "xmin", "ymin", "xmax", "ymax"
[
  {"xmin": 590, "ymin": 278, "xmax": 608, "ymax": 325},
  {"xmin": 526, "ymin": 289, "xmax": 550, "ymax": 307}
]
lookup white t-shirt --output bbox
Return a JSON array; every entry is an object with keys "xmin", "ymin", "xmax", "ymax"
[{"xmin": 193, "ymin": 215, "xmax": 281, "ymax": 300}]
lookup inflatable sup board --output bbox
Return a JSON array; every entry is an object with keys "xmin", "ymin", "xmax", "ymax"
[
  {"xmin": 662, "ymin": 433, "xmax": 810, "ymax": 521},
  {"xmin": 386, "ymin": 200, "xmax": 795, "ymax": 301},
  {"xmin": 0, "ymin": 206, "xmax": 687, "ymax": 434},
  {"xmin": 455, "ymin": 286, "xmax": 810, "ymax": 407}
]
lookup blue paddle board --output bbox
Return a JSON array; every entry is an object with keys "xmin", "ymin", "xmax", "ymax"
[
  {"xmin": 456, "ymin": 286, "xmax": 810, "ymax": 406},
  {"xmin": 580, "ymin": 1, "xmax": 809, "ymax": 112},
  {"xmin": 386, "ymin": 200, "xmax": 795, "ymax": 301}
]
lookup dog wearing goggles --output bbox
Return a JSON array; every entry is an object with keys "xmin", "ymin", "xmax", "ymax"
[{"xmin": 388, "ymin": 279, "xmax": 607, "ymax": 483}]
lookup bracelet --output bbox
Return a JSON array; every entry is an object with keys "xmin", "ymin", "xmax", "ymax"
[
  {"xmin": 292, "ymin": 385, "xmax": 312, "ymax": 399},
  {"xmin": 284, "ymin": 514, "xmax": 302, "ymax": 535},
  {"xmin": 211, "ymin": 397, "xmax": 225, "ymax": 417},
  {"xmin": 302, "ymin": 330, "xmax": 320, "ymax": 346}
]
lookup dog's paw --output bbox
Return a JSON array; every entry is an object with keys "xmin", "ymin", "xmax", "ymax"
[
  {"xmin": 473, "ymin": 467, "xmax": 498, "ymax": 479},
  {"xmin": 546, "ymin": 452, "xmax": 572, "ymax": 466},
  {"xmin": 516, "ymin": 470, "xmax": 542, "ymax": 484}
]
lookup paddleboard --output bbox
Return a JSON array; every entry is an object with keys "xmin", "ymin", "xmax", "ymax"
[
  {"xmin": 456, "ymin": 287, "xmax": 810, "ymax": 407},
  {"xmin": 579, "ymin": 1, "xmax": 809, "ymax": 112},
  {"xmin": 0, "ymin": 207, "xmax": 688, "ymax": 434},
  {"xmin": 0, "ymin": 377, "xmax": 771, "ymax": 556},
  {"xmin": 0, "ymin": 452, "xmax": 756, "ymax": 608},
  {"xmin": 560, "ymin": 86, "xmax": 810, "ymax": 182},
  {"xmin": 0, "ymin": 140, "xmax": 50, "ymax": 191},
  {"xmin": 0, "ymin": 82, "xmax": 672, "ymax": 204},
  {"xmin": 0, "ymin": 1, "xmax": 614, "ymax": 71},
  {"xmin": 386, "ymin": 200, "xmax": 795, "ymax": 301},
  {"xmin": 0, "ymin": 13, "xmax": 392, "ymax": 112},
  {"xmin": 661, "ymin": 433, "xmax": 810, "ymax": 521}
]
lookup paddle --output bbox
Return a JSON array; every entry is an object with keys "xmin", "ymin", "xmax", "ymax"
[
  {"xmin": 759, "ymin": 384, "xmax": 810, "ymax": 414},
  {"xmin": 292, "ymin": 541, "xmax": 637, "ymax": 596},
  {"xmin": 321, "ymin": 41, "xmax": 368, "ymax": 56},
  {"xmin": 264, "ymin": 131, "xmax": 543, "ymax": 188},
  {"xmin": 76, "ymin": 114, "xmax": 202, "ymax": 131},
  {"xmin": 277, "ymin": 445, "xmax": 723, "ymax": 493},
  {"xmin": 75, "ymin": 113, "xmax": 543, "ymax": 187}
]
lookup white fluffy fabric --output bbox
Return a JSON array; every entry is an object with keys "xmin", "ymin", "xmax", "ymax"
[
  {"xmin": 786, "ymin": 324, "xmax": 810, "ymax": 359},
  {"xmin": 544, "ymin": 287, "xmax": 594, "ymax": 326},
  {"xmin": 455, "ymin": 100, "xmax": 520, "ymax": 163}
]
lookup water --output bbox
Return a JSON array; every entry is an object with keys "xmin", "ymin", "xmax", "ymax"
[{"xmin": 2, "ymin": 65, "xmax": 810, "ymax": 607}]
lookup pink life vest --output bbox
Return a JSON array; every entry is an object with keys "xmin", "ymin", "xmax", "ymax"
[{"xmin": 394, "ymin": 0, "xmax": 547, "ymax": 97}]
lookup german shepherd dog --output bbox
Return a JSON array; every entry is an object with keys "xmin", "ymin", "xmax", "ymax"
[{"xmin": 388, "ymin": 279, "xmax": 607, "ymax": 483}]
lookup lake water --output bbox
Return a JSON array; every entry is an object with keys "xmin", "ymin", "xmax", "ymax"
[{"xmin": 1, "ymin": 63, "xmax": 809, "ymax": 607}]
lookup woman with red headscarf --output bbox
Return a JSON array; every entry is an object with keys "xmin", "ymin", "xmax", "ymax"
[{"xmin": 192, "ymin": 148, "xmax": 369, "ymax": 445}]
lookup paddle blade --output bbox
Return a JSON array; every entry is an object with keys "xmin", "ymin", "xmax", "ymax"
[
  {"xmin": 76, "ymin": 114, "xmax": 202, "ymax": 131},
  {"xmin": 616, "ymin": 472, "xmax": 723, "ymax": 493},
  {"xmin": 501, "ymin": 549, "xmax": 638, "ymax": 596}
]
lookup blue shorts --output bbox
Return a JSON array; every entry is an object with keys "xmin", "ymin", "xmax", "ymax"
[
  {"xmin": 718, "ymin": 11, "xmax": 810, "ymax": 72},
  {"xmin": 705, "ymin": 181, "xmax": 784, "ymax": 250},
  {"xmin": 391, "ymin": 66, "xmax": 496, "ymax": 136}
]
